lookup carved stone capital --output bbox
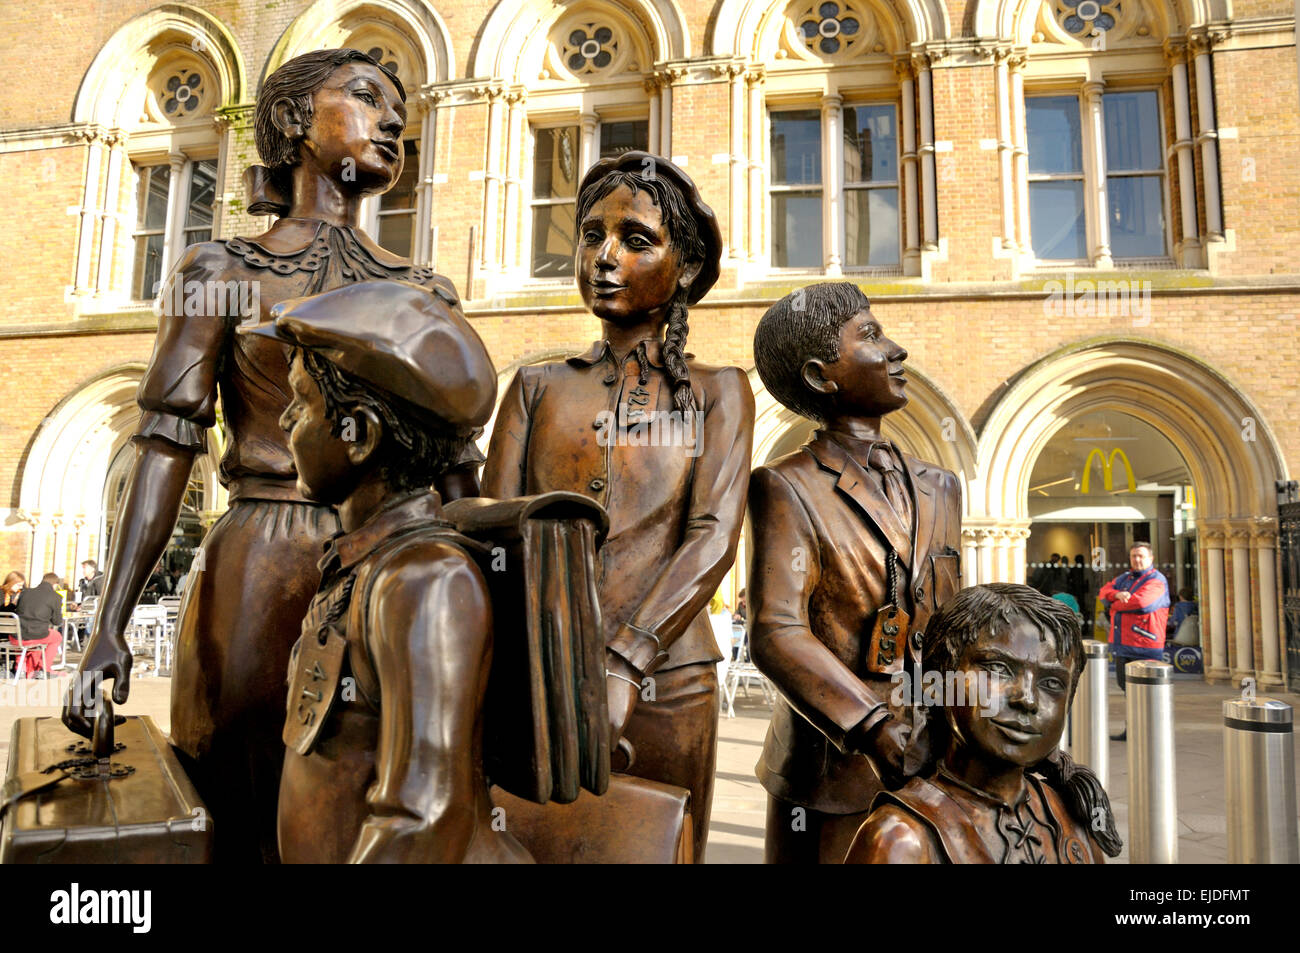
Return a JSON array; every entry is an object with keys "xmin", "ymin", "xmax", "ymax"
[
  {"xmin": 893, "ymin": 56, "xmax": 913, "ymax": 79},
  {"xmin": 744, "ymin": 66, "xmax": 766, "ymax": 86}
]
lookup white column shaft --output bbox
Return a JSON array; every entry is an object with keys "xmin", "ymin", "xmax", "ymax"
[{"xmin": 1194, "ymin": 51, "xmax": 1223, "ymax": 238}]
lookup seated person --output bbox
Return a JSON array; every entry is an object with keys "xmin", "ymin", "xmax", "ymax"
[
  {"xmin": 1167, "ymin": 588, "xmax": 1198, "ymax": 638},
  {"xmin": 1, "ymin": 571, "xmax": 24, "ymax": 611},
  {"xmin": 13, "ymin": 572, "xmax": 64, "ymax": 678},
  {"xmin": 242, "ymin": 279, "xmax": 531, "ymax": 864},
  {"xmin": 845, "ymin": 583, "xmax": 1122, "ymax": 864}
]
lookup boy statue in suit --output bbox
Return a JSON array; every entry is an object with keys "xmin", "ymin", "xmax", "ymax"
[{"xmin": 749, "ymin": 282, "xmax": 963, "ymax": 864}]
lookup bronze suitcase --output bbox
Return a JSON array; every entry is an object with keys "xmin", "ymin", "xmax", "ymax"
[{"xmin": 1, "ymin": 708, "xmax": 212, "ymax": 864}]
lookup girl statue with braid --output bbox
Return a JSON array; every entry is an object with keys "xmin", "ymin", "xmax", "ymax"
[
  {"xmin": 483, "ymin": 152, "xmax": 754, "ymax": 862},
  {"xmin": 845, "ymin": 583, "xmax": 1123, "ymax": 863}
]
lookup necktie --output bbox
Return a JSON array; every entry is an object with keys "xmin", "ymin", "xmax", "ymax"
[{"xmin": 868, "ymin": 444, "xmax": 913, "ymax": 547}]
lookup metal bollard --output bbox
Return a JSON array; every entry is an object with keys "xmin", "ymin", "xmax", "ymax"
[
  {"xmin": 1223, "ymin": 698, "xmax": 1299, "ymax": 864},
  {"xmin": 1069, "ymin": 640, "xmax": 1109, "ymax": 789},
  {"xmin": 1126, "ymin": 660, "xmax": 1178, "ymax": 864}
]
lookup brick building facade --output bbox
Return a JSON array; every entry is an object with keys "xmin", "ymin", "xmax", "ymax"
[{"xmin": 0, "ymin": 0, "xmax": 1296, "ymax": 687}]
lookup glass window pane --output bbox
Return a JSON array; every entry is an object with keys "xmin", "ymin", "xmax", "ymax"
[
  {"xmin": 1029, "ymin": 180, "xmax": 1087, "ymax": 259},
  {"xmin": 133, "ymin": 233, "xmax": 166, "ymax": 300},
  {"xmin": 533, "ymin": 127, "xmax": 579, "ymax": 200},
  {"xmin": 599, "ymin": 120, "xmax": 649, "ymax": 158},
  {"xmin": 379, "ymin": 141, "xmax": 419, "ymax": 211},
  {"xmin": 1104, "ymin": 91, "xmax": 1162, "ymax": 172},
  {"xmin": 843, "ymin": 105, "xmax": 897, "ymax": 184},
  {"xmin": 770, "ymin": 110, "xmax": 822, "ymax": 186},
  {"xmin": 845, "ymin": 187, "xmax": 899, "ymax": 267},
  {"xmin": 771, "ymin": 192, "xmax": 822, "ymax": 267},
  {"xmin": 184, "ymin": 159, "xmax": 216, "ymax": 229},
  {"xmin": 1107, "ymin": 175, "xmax": 1166, "ymax": 257},
  {"xmin": 1026, "ymin": 97, "xmax": 1083, "ymax": 175},
  {"xmin": 531, "ymin": 202, "xmax": 576, "ymax": 277},
  {"xmin": 378, "ymin": 212, "xmax": 415, "ymax": 259},
  {"xmin": 184, "ymin": 228, "xmax": 211, "ymax": 245},
  {"xmin": 139, "ymin": 166, "xmax": 170, "ymax": 229}
]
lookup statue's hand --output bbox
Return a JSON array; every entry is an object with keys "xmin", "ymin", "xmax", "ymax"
[
  {"xmin": 62, "ymin": 632, "xmax": 133, "ymax": 739},
  {"xmin": 606, "ymin": 672, "xmax": 639, "ymax": 754},
  {"xmin": 859, "ymin": 717, "xmax": 912, "ymax": 790}
]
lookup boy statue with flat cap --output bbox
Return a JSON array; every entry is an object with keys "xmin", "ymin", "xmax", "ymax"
[
  {"xmin": 241, "ymin": 280, "xmax": 531, "ymax": 863},
  {"xmin": 749, "ymin": 282, "xmax": 963, "ymax": 864}
]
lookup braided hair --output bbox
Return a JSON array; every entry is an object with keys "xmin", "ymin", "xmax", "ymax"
[
  {"xmin": 575, "ymin": 170, "xmax": 706, "ymax": 414},
  {"xmin": 920, "ymin": 583, "xmax": 1122, "ymax": 858}
]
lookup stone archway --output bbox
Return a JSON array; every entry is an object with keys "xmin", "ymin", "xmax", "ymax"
[
  {"xmin": 976, "ymin": 338, "xmax": 1288, "ymax": 686},
  {"xmin": 16, "ymin": 367, "xmax": 222, "ymax": 584}
]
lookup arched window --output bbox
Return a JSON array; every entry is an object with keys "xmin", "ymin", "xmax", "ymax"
[{"xmin": 72, "ymin": 9, "xmax": 244, "ymax": 306}]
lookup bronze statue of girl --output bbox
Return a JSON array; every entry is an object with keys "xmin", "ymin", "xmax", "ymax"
[
  {"xmin": 482, "ymin": 152, "xmax": 754, "ymax": 862},
  {"xmin": 65, "ymin": 48, "xmax": 478, "ymax": 863}
]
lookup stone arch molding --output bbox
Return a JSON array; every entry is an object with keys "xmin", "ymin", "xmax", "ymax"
[
  {"xmin": 17, "ymin": 367, "xmax": 222, "ymax": 579},
  {"xmin": 750, "ymin": 363, "xmax": 977, "ymax": 492},
  {"xmin": 709, "ymin": 0, "xmax": 950, "ymax": 57},
  {"xmin": 968, "ymin": 0, "xmax": 1228, "ymax": 43},
  {"xmin": 973, "ymin": 338, "xmax": 1287, "ymax": 526},
  {"xmin": 73, "ymin": 4, "xmax": 247, "ymax": 126},
  {"xmin": 474, "ymin": 0, "xmax": 691, "ymax": 82},
  {"xmin": 265, "ymin": 0, "xmax": 456, "ymax": 86}
]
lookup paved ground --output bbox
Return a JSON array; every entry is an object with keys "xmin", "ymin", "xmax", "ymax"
[
  {"xmin": 3, "ymin": 662, "xmax": 1296, "ymax": 864},
  {"xmin": 708, "ymin": 675, "xmax": 1300, "ymax": 863}
]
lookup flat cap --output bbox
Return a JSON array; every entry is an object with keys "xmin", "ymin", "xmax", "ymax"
[
  {"xmin": 578, "ymin": 150, "xmax": 723, "ymax": 305},
  {"xmin": 241, "ymin": 280, "xmax": 497, "ymax": 435}
]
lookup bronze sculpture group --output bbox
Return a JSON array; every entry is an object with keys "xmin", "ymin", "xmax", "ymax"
[{"xmin": 49, "ymin": 47, "xmax": 1119, "ymax": 865}]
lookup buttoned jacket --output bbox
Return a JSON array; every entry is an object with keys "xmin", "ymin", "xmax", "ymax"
[
  {"xmin": 482, "ymin": 339, "xmax": 754, "ymax": 673},
  {"xmin": 749, "ymin": 431, "xmax": 962, "ymax": 813}
]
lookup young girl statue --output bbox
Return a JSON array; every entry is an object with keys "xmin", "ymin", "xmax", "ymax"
[
  {"xmin": 65, "ymin": 48, "xmax": 479, "ymax": 863},
  {"xmin": 482, "ymin": 152, "xmax": 754, "ymax": 862}
]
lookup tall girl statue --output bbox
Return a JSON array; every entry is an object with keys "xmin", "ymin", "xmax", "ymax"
[
  {"xmin": 482, "ymin": 152, "xmax": 754, "ymax": 861},
  {"xmin": 64, "ymin": 49, "xmax": 480, "ymax": 863}
]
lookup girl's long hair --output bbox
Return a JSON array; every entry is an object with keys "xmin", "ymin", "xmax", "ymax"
[{"xmin": 919, "ymin": 583, "xmax": 1122, "ymax": 857}]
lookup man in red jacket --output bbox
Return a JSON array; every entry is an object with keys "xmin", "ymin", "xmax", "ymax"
[{"xmin": 1099, "ymin": 542, "xmax": 1170, "ymax": 740}]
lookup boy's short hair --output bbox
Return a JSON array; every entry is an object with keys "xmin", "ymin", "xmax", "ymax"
[
  {"xmin": 299, "ymin": 349, "xmax": 468, "ymax": 492},
  {"xmin": 753, "ymin": 282, "xmax": 870, "ymax": 423}
]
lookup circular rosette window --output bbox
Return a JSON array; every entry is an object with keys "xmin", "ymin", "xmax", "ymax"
[
  {"xmin": 145, "ymin": 54, "xmax": 216, "ymax": 124},
  {"xmin": 550, "ymin": 18, "xmax": 631, "ymax": 79},
  {"xmin": 782, "ymin": 0, "xmax": 882, "ymax": 63},
  {"xmin": 1055, "ymin": 0, "xmax": 1122, "ymax": 36}
]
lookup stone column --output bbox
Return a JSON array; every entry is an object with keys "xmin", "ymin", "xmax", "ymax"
[
  {"xmin": 728, "ymin": 64, "xmax": 746, "ymax": 262},
  {"xmin": 501, "ymin": 90, "xmax": 526, "ymax": 273},
  {"xmin": 646, "ymin": 76, "xmax": 661, "ymax": 155},
  {"xmin": 1251, "ymin": 519, "xmax": 1283, "ymax": 688},
  {"xmin": 1009, "ymin": 525, "xmax": 1031, "ymax": 584},
  {"xmin": 1082, "ymin": 81, "xmax": 1112, "ymax": 267},
  {"xmin": 747, "ymin": 68, "xmax": 765, "ymax": 263},
  {"xmin": 412, "ymin": 93, "xmax": 436, "ymax": 267},
  {"xmin": 26, "ymin": 513, "xmax": 47, "ymax": 583},
  {"xmin": 821, "ymin": 92, "xmax": 843, "ymax": 276},
  {"xmin": 994, "ymin": 49, "xmax": 1015, "ymax": 251},
  {"xmin": 159, "ymin": 151, "xmax": 189, "ymax": 284},
  {"xmin": 962, "ymin": 528, "xmax": 980, "ymax": 586},
  {"xmin": 1228, "ymin": 523, "xmax": 1254, "ymax": 681},
  {"xmin": 896, "ymin": 58, "xmax": 920, "ymax": 274},
  {"xmin": 659, "ymin": 70, "xmax": 676, "ymax": 157},
  {"xmin": 96, "ymin": 131, "xmax": 126, "ymax": 293},
  {"xmin": 1203, "ymin": 523, "xmax": 1229, "ymax": 679},
  {"xmin": 977, "ymin": 528, "xmax": 997, "ymax": 587},
  {"xmin": 480, "ymin": 87, "xmax": 505, "ymax": 270},
  {"xmin": 1009, "ymin": 54, "xmax": 1030, "ymax": 254},
  {"xmin": 73, "ymin": 128, "xmax": 104, "ymax": 294},
  {"xmin": 1165, "ymin": 41, "xmax": 1201, "ymax": 267},
  {"xmin": 914, "ymin": 54, "xmax": 938, "ymax": 249},
  {"xmin": 1191, "ymin": 32, "xmax": 1224, "ymax": 241},
  {"xmin": 579, "ymin": 111, "xmax": 598, "ymax": 175}
]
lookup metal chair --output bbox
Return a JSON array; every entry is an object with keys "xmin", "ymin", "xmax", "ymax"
[
  {"xmin": 723, "ymin": 627, "xmax": 777, "ymax": 717},
  {"xmin": 0, "ymin": 613, "xmax": 59, "ymax": 683},
  {"xmin": 128, "ymin": 605, "xmax": 170, "ymax": 676}
]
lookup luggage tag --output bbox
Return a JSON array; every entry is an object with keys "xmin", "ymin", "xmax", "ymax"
[
  {"xmin": 865, "ymin": 550, "xmax": 910, "ymax": 676},
  {"xmin": 283, "ymin": 624, "xmax": 347, "ymax": 756}
]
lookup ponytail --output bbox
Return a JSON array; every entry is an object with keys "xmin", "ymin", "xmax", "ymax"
[{"xmin": 1034, "ymin": 748, "xmax": 1122, "ymax": 857}]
